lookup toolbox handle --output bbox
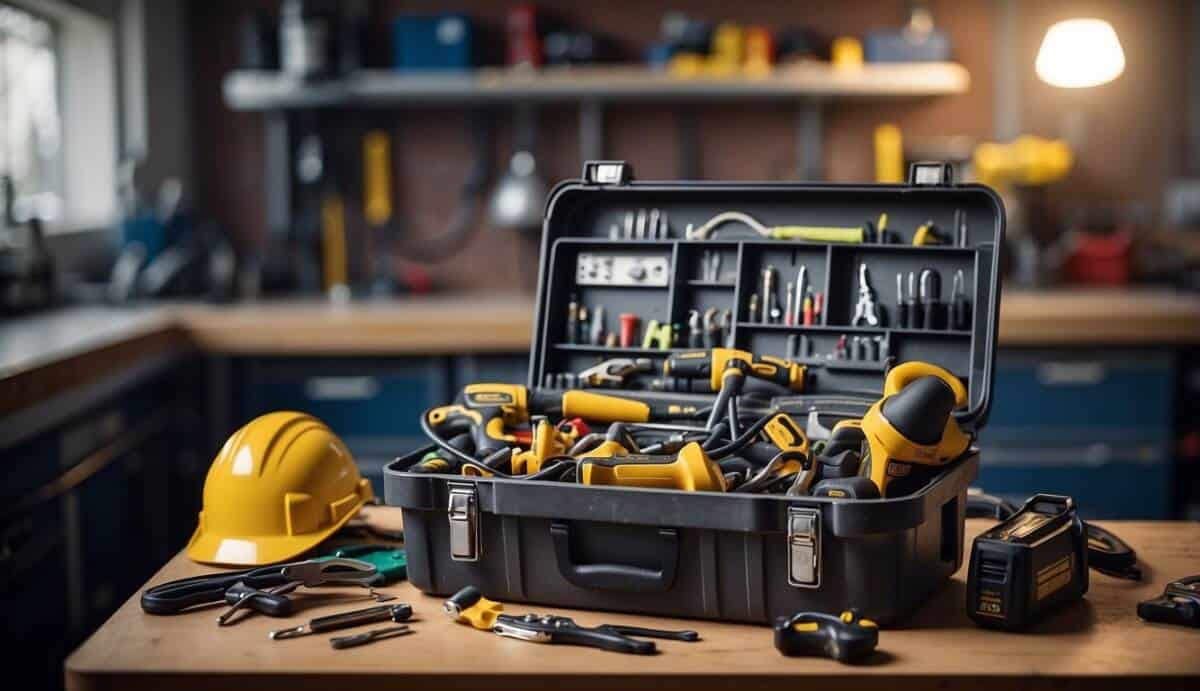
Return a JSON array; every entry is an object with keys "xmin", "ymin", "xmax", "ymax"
[{"xmin": 550, "ymin": 522, "xmax": 678, "ymax": 593}]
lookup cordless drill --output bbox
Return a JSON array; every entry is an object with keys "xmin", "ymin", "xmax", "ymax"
[
  {"xmin": 663, "ymin": 348, "xmax": 807, "ymax": 393},
  {"xmin": 426, "ymin": 384, "xmax": 699, "ymax": 456}
]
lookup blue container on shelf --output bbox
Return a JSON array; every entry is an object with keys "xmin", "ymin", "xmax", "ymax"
[{"xmin": 392, "ymin": 14, "xmax": 473, "ymax": 71}]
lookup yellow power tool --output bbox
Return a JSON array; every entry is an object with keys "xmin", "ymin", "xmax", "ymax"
[
  {"xmin": 858, "ymin": 362, "xmax": 971, "ymax": 497},
  {"xmin": 578, "ymin": 441, "xmax": 727, "ymax": 492},
  {"xmin": 426, "ymin": 384, "xmax": 699, "ymax": 455},
  {"xmin": 663, "ymin": 348, "xmax": 807, "ymax": 393}
]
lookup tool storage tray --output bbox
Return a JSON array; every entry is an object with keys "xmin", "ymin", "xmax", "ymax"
[{"xmin": 386, "ymin": 161, "xmax": 1004, "ymax": 625}]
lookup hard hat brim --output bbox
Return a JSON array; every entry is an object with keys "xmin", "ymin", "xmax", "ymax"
[{"xmin": 185, "ymin": 495, "xmax": 368, "ymax": 566}]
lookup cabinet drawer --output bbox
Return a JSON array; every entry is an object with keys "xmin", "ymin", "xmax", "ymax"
[
  {"xmin": 976, "ymin": 464, "xmax": 1170, "ymax": 519},
  {"xmin": 977, "ymin": 438, "xmax": 1171, "ymax": 518},
  {"xmin": 990, "ymin": 349, "xmax": 1173, "ymax": 429},
  {"xmin": 239, "ymin": 358, "xmax": 448, "ymax": 439}
]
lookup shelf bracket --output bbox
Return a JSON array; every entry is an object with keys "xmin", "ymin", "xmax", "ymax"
[
  {"xmin": 796, "ymin": 102, "xmax": 823, "ymax": 181},
  {"xmin": 579, "ymin": 101, "xmax": 604, "ymax": 162}
]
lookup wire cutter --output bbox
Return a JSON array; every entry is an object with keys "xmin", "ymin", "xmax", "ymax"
[
  {"xmin": 852, "ymin": 263, "xmax": 883, "ymax": 327},
  {"xmin": 493, "ymin": 613, "xmax": 699, "ymax": 654}
]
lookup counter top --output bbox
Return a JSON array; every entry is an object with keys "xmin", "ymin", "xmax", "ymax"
[
  {"xmin": 3, "ymin": 288, "xmax": 1198, "ymax": 415},
  {"xmin": 65, "ymin": 515, "xmax": 1200, "ymax": 691}
]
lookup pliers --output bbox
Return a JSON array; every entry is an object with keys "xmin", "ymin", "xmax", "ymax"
[
  {"xmin": 493, "ymin": 613, "xmax": 699, "ymax": 654},
  {"xmin": 852, "ymin": 263, "xmax": 883, "ymax": 327},
  {"xmin": 578, "ymin": 357, "xmax": 652, "ymax": 388}
]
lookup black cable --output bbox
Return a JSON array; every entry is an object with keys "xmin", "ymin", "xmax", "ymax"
[
  {"xmin": 707, "ymin": 409, "xmax": 780, "ymax": 460},
  {"xmin": 1086, "ymin": 523, "xmax": 1141, "ymax": 581},
  {"xmin": 702, "ymin": 421, "xmax": 730, "ymax": 451},
  {"xmin": 420, "ymin": 410, "xmax": 480, "ymax": 467}
]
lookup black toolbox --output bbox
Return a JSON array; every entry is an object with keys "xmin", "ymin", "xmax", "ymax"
[{"xmin": 385, "ymin": 161, "xmax": 1004, "ymax": 625}]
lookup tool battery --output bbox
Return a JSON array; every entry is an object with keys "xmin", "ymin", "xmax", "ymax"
[{"xmin": 966, "ymin": 494, "xmax": 1088, "ymax": 631}]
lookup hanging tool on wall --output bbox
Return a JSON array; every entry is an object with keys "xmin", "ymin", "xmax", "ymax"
[
  {"xmin": 445, "ymin": 586, "xmax": 700, "ymax": 654},
  {"xmin": 686, "ymin": 211, "xmax": 864, "ymax": 243}
]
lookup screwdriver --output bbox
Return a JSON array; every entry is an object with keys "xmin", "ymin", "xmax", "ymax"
[
  {"xmin": 951, "ymin": 269, "xmax": 971, "ymax": 331},
  {"xmin": 330, "ymin": 625, "xmax": 413, "ymax": 649},
  {"xmin": 271, "ymin": 603, "xmax": 413, "ymax": 640}
]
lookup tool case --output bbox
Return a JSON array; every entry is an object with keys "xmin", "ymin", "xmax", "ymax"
[{"xmin": 385, "ymin": 161, "xmax": 1004, "ymax": 625}]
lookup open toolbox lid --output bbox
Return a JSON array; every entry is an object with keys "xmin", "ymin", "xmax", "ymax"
[{"xmin": 528, "ymin": 161, "xmax": 1004, "ymax": 432}]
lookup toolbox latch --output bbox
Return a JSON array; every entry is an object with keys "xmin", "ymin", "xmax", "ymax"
[
  {"xmin": 447, "ymin": 483, "xmax": 480, "ymax": 562},
  {"xmin": 908, "ymin": 161, "xmax": 954, "ymax": 186},
  {"xmin": 787, "ymin": 507, "xmax": 821, "ymax": 588},
  {"xmin": 583, "ymin": 160, "xmax": 633, "ymax": 185}
]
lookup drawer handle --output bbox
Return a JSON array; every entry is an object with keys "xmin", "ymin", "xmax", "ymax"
[
  {"xmin": 1036, "ymin": 362, "xmax": 1106, "ymax": 386},
  {"xmin": 305, "ymin": 376, "xmax": 381, "ymax": 401}
]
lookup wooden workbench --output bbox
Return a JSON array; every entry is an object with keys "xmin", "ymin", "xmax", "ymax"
[
  {"xmin": 64, "ymin": 515, "xmax": 1200, "ymax": 691},
  {"xmin": 3, "ymin": 287, "xmax": 1199, "ymax": 412}
]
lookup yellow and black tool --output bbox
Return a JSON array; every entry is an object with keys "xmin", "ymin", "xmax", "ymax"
[
  {"xmin": 443, "ymin": 585, "xmax": 503, "ymax": 630},
  {"xmin": 578, "ymin": 441, "xmax": 727, "ymax": 492},
  {"xmin": 774, "ymin": 610, "xmax": 878, "ymax": 663},
  {"xmin": 858, "ymin": 362, "xmax": 971, "ymax": 497},
  {"xmin": 426, "ymin": 384, "xmax": 699, "ymax": 456},
  {"xmin": 912, "ymin": 220, "xmax": 949, "ymax": 246},
  {"xmin": 741, "ymin": 411, "xmax": 810, "ymax": 474},
  {"xmin": 663, "ymin": 348, "xmax": 807, "ymax": 393}
]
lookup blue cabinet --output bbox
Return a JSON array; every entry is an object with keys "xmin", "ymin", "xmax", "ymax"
[
  {"xmin": 236, "ymin": 357, "xmax": 453, "ymax": 494},
  {"xmin": 978, "ymin": 349, "xmax": 1176, "ymax": 518}
]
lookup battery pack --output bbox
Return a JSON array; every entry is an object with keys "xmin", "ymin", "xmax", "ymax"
[{"xmin": 966, "ymin": 494, "xmax": 1088, "ymax": 631}]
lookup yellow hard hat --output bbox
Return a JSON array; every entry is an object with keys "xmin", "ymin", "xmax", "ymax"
[{"xmin": 186, "ymin": 412, "xmax": 373, "ymax": 566}]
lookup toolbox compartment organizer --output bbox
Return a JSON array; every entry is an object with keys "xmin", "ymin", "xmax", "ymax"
[{"xmin": 386, "ymin": 161, "xmax": 1003, "ymax": 625}]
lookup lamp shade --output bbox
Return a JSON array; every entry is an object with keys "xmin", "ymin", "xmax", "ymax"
[{"xmin": 1035, "ymin": 19, "xmax": 1125, "ymax": 88}]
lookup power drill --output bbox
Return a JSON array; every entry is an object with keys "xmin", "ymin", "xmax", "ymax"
[
  {"xmin": 662, "ymin": 348, "xmax": 807, "ymax": 393},
  {"xmin": 857, "ymin": 362, "xmax": 971, "ymax": 497},
  {"xmin": 426, "ymin": 384, "xmax": 699, "ymax": 455}
]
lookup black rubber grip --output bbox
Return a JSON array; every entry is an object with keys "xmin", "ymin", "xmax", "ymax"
[{"xmin": 881, "ymin": 375, "xmax": 955, "ymax": 445}]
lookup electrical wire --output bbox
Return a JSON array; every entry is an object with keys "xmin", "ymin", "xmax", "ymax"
[
  {"xmin": 389, "ymin": 112, "xmax": 495, "ymax": 263},
  {"xmin": 706, "ymin": 409, "xmax": 780, "ymax": 460}
]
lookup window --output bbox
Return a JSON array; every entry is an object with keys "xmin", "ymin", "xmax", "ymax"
[
  {"xmin": 0, "ymin": 3, "xmax": 64, "ymax": 226},
  {"xmin": 1, "ymin": 0, "xmax": 115, "ymax": 236}
]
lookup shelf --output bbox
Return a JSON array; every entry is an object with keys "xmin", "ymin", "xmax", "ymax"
[
  {"xmin": 799, "ymin": 357, "xmax": 887, "ymax": 372},
  {"xmin": 737, "ymin": 322, "xmax": 858, "ymax": 332},
  {"xmin": 736, "ymin": 321, "xmax": 970, "ymax": 337},
  {"xmin": 223, "ymin": 62, "xmax": 970, "ymax": 110},
  {"xmin": 686, "ymin": 280, "xmax": 736, "ymax": 288},
  {"xmin": 889, "ymin": 327, "xmax": 972, "ymax": 336},
  {"xmin": 554, "ymin": 343, "xmax": 684, "ymax": 356}
]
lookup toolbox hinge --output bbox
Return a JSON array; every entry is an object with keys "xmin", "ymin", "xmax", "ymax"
[
  {"xmin": 447, "ymin": 483, "xmax": 480, "ymax": 562},
  {"xmin": 583, "ymin": 160, "xmax": 633, "ymax": 185},
  {"xmin": 787, "ymin": 507, "xmax": 821, "ymax": 588},
  {"xmin": 908, "ymin": 161, "xmax": 955, "ymax": 186}
]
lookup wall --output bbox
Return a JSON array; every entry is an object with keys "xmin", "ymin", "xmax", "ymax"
[{"xmin": 189, "ymin": 0, "xmax": 1191, "ymax": 293}]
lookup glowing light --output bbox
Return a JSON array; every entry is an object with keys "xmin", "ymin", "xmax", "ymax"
[{"xmin": 1036, "ymin": 19, "xmax": 1125, "ymax": 88}]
